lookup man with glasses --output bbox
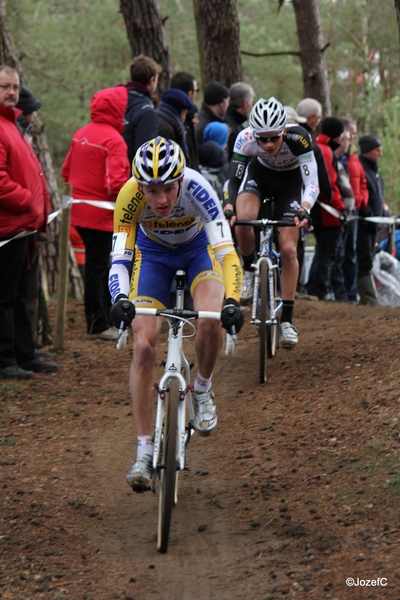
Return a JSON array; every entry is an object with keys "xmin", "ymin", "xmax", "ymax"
[
  {"xmin": 223, "ymin": 96, "xmax": 319, "ymax": 348},
  {"xmin": 0, "ymin": 65, "xmax": 57, "ymax": 379}
]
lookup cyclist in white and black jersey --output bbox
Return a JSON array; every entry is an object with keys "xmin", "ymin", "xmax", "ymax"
[{"xmin": 223, "ymin": 96, "xmax": 319, "ymax": 348}]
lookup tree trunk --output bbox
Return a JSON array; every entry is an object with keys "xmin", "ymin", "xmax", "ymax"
[
  {"xmin": 119, "ymin": 0, "xmax": 172, "ymax": 92},
  {"xmin": 30, "ymin": 117, "xmax": 83, "ymax": 301},
  {"xmin": 292, "ymin": 0, "xmax": 331, "ymax": 116},
  {"xmin": 193, "ymin": 0, "xmax": 242, "ymax": 88},
  {"xmin": 395, "ymin": 0, "xmax": 400, "ymax": 48}
]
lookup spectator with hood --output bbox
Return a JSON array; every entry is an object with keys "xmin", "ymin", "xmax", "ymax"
[{"xmin": 62, "ymin": 86, "xmax": 131, "ymax": 340}]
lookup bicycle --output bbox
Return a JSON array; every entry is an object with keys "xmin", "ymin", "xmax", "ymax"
[
  {"xmin": 234, "ymin": 198, "xmax": 295, "ymax": 384},
  {"xmin": 117, "ymin": 270, "xmax": 235, "ymax": 553}
]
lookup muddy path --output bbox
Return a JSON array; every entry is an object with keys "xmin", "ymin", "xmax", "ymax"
[{"xmin": 1, "ymin": 299, "xmax": 400, "ymax": 599}]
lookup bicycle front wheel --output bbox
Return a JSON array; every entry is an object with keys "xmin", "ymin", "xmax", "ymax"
[
  {"xmin": 157, "ymin": 379, "xmax": 179, "ymax": 553},
  {"xmin": 258, "ymin": 261, "xmax": 268, "ymax": 384},
  {"xmin": 267, "ymin": 266, "xmax": 279, "ymax": 359}
]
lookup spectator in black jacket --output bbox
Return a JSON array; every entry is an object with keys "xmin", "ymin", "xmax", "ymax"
[
  {"xmin": 170, "ymin": 71, "xmax": 200, "ymax": 170},
  {"xmin": 225, "ymin": 82, "xmax": 254, "ymax": 161},
  {"xmin": 122, "ymin": 54, "xmax": 161, "ymax": 165},
  {"xmin": 357, "ymin": 135, "xmax": 384, "ymax": 305},
  {"xmin": 195, "ymin": 81, "xmax": 229, "ymax": 146}
]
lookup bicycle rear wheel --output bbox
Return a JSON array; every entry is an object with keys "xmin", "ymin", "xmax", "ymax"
[
  {"xmin": 267, "ymin": 266, "xmax": 279, "ymax": 358},
  {"xmin": 157, "ymin": 379, "xmax": 179, "ymax": 553},
  {"xmin": 258, "ymin": 261, "xmax": 268, "ymax": 384}
]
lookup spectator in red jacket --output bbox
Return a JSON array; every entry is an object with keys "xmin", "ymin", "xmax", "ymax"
[
  {"xmin": 62, "ymin": 86, "xmax": 130, "ymax": 340},
  {"xmin": 306, "ymin": 117, "xmax": 345, "ymax": 300},
  {"xmin": 0, "ymin": 65, "xmax": 57, "ymax": 379},
  {"xmin": 334, "ymin": 118, "xmax": 368, "ymax": 303}
]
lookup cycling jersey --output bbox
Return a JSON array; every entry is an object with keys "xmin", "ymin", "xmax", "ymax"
[
  {"xmin": 109, "ymin": 167, "xmax": 242, "ymax": 305},
  {"xmin": 224, "ymin": 125, "xmax": 319, "ymax": 209}
]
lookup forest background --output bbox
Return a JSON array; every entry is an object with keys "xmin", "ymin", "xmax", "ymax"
[{"xmin": 5, "ymin": 0, "xmax": 400, "ymax": 213}]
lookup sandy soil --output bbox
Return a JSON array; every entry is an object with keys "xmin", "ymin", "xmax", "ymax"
[{"xmin": 1, "ymin": 298, "xmax": 400, "ymax": 600}]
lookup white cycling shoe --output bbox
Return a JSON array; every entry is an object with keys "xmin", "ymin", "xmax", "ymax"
[
  {"xmin": 126, "ymin": 455, "xmax": 153, "ymax": 492},
  {"xmin": 193, "ymin": 391, "xmax": 217, "ymax": 436},
  {"xmin": 240, "ymin": 271, "xmax": 255, "ymax": 304},
  {"xmin": 279, "ymin": 322, "xmax": 298, "ymax": 348}
]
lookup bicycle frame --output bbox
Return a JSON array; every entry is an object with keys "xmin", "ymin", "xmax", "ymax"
[
  {"xmin": 132, "ymin": 272, "xmax": 221, "ymax": 477},
  {"xmin": 152, "ymin": 273, "xmax": 193, "ymax": 473}
]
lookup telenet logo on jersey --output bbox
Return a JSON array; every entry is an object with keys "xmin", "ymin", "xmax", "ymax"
[{"xmin": 141, "ymin": 217, "xmax": 197, "ymax": 231}]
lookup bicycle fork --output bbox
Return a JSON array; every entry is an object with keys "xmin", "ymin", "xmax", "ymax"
[
  {"xmin": 153, "ymin": 339, "xmax": 193, "ymax": 475},
  {"xmin": 250, "ymin": 256, "xmax": 282, "ymax": 325}
]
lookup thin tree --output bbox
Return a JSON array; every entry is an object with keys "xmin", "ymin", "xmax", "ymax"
[
  {"xmin": 292, "ymin": 0, "xmax": 331, "ymax": 115},
  {"xmin": 193, "ymin": 0, "xmax": 242, "ymax": 87},
  {"xmin": 119, "ymin": 0, "xmax": 172, "ymax": 91}
]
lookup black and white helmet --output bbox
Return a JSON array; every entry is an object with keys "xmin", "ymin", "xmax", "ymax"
[{"xmin": 249, "ymin": 97, "xmax": 287, "ymax": 134}]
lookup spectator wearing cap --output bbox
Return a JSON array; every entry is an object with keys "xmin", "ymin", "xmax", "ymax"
[
  {"xmin": 356, "ymin": 135, "xmax": 384, "ymax": 305},
  {"xmin": 156, "ymin": 88, "xmax": 194, "ymax": 163},
  {"xmin": 198, "ymin": 122, "xmax": 230, "ymax": 202},
  {"xmin": 195, "ymin": 81, "xmax": 229, "ymax": 146},
  {"xmin": 284, "ymin": 105, "xmax": 307, "ymax": 126},
  {"xmin": 225, "ymin": 82, "xmax": 254, "ymax": 160},
  {"xmin": 16, "ymin": 85, "xmax": 42, "ymax": 136},
  {"xmin": 15, "ymin": 85, "xmax": 46, "ymax": 344},
  {"xmin": 170, "ymin": 71, "xmax": 200, "ymax": 170},
  {"xmin": 306, "ymin": 116, "xmax": 346, "ymax": 301}
]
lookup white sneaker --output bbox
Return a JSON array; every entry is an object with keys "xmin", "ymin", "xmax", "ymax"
[
  {"xmin": 126, "ymin": 455, "xmax": 153, "ymax": 492},
  {"xmin": 89, "ymin": 327, "xmax": 119, "ymax": 341},
  {"xmin": 193, "ymin": 391, "xmax": 217, "ymax": 436},
  {"xmin": 240, "ymin": 270, "xmax": 255, "ymax": 304},
  {"xmin": 279, "ymin": 322, "xmax": 298, "ymax": 349}
]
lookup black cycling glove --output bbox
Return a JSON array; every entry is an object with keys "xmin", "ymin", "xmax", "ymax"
[
  {"xmin": 221, "ymin": 298, "xmax": 244, "ymax": 334},
  {"xmin": 110, "ymin": 295, "xmax": 136, "ymax": 328},
  {"xmin": 224, "ymin": 209, "xmax": 235, "ymax": 221},
  {"xmin": 295, "ymin": 207, "xmax": 313, "ymax": 229}
]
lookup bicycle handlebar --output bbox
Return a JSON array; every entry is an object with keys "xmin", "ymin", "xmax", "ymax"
[
  {"xmin": 134, "ymin": 307, "xmax": 221, "ymax": 320},
  {"xmin": 234, "ymin": 219, "xmax": 296, "ymax": 228}
]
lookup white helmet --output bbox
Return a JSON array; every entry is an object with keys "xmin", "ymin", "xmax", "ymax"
[{"xmin": 249, "ymin": 97, "xmax": 287, "ymax": 134}]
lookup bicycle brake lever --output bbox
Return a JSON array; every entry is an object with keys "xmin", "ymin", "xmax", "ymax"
[{"xmin": 116, "ymin": 320, "xmax": 128, "ymax": 350}]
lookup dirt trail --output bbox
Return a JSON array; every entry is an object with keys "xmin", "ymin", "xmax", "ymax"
[{"xmin": 2, "ymin": 299, "xmax": 400, "ymax": 600}]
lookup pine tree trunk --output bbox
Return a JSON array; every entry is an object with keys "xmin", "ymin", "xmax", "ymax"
[
  {"xmin": 30, "ymin": 117, "xmax": 83, "ymax": 301},
  {"xmin": 292, "ymin": 0, "xmax": 331, "ymax": 116},
  {"xmin": 193, "ymin": 0, "xmax": 242, "ymax": 87},
  {"xmin": 119, "ymin": 0, "xmax": 172, "ymax": 92}
]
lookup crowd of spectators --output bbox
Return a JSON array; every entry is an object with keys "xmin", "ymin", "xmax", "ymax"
[{"xmin": 0, "ymin": 54, "xmax": 390, "ymax": 378}]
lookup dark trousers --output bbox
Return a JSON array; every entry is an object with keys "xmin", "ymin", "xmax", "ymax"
[
  {"xmin": 331, "ymin": 219, "xmax": 358, "ymax": 301},
  {"xmin": 356, "ymin": 221, "xmax": 377, "ymax": 278},
  {"xmin": 76, "ymin": 227, "xmax": 113, "ymax": 334},
  {"xmin": 0, "ymin": 236, "xmax": 36, "ymax": 368},
  {"xmin": 306, "ymin": 225, "xmax": 342, "ymax": 299}
]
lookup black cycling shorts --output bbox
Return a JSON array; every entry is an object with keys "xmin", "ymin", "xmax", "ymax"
[{"xmin": 237, "ymin": 157, "xmax": 303, "ymax": 220}]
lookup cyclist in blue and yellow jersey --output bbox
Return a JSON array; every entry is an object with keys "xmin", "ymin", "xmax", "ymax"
[
  {"xmin": 223, "ymin": 97, "xmax": 319, "ymax": 348},
  {"xmin": 108, "ymin": 137, "xmax": 243, "ymax": 492}
]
